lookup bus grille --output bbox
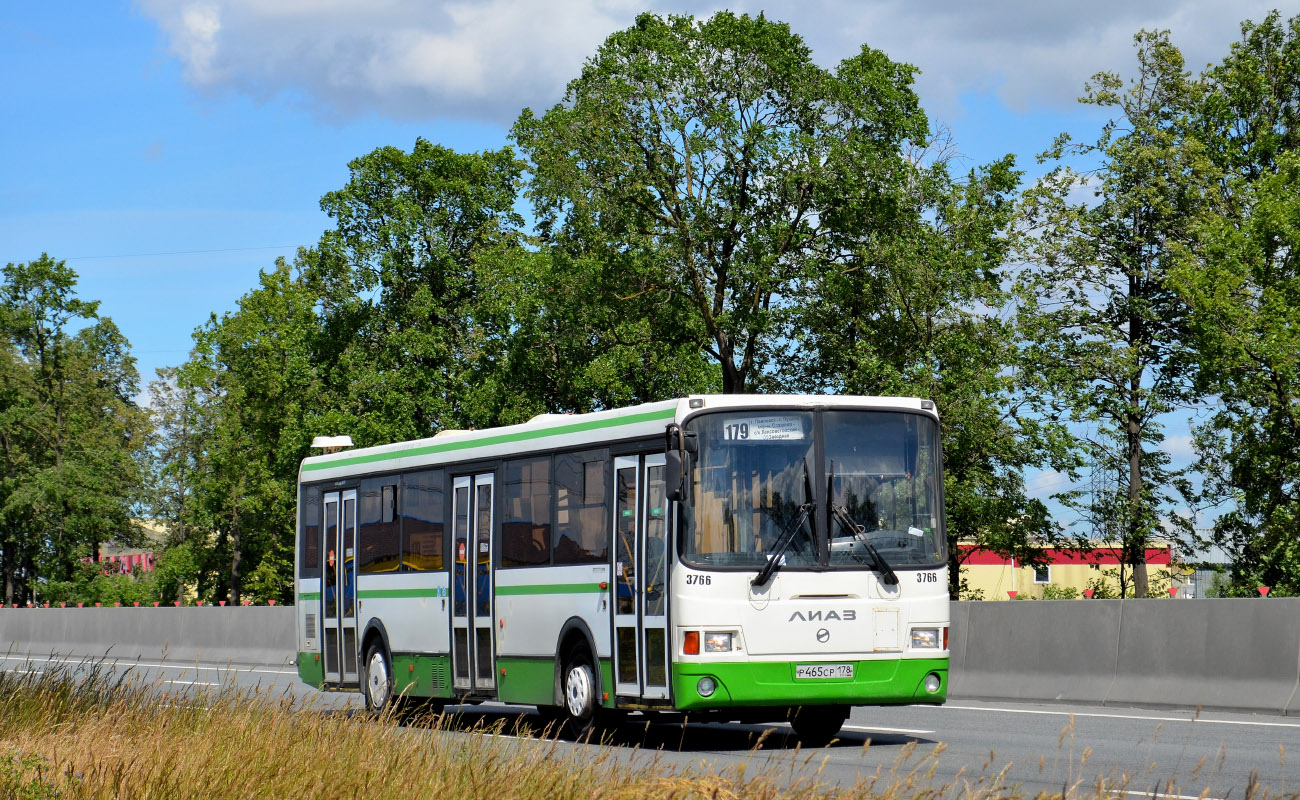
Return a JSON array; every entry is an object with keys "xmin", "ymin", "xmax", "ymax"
[
  {"xmin": 431, "ymin": 660, "xmax": 450, "ymax": 693},
  {"xmin": 305, "ymin": 613, "xmax": 317, "ymax": 640}
]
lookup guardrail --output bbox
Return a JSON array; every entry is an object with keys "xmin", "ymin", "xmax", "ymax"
[{"xmin": 3, "ymin": 599, "xmax": 1297, "ymax": 715}]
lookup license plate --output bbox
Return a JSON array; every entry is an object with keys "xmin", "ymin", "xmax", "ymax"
[{"xmin": 796, "ymin": 664, "xmax": 854, "ymax": 679}]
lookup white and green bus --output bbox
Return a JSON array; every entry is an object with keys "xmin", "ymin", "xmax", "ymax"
[{"xmin": 295, "ymin": 395, "xmax": 949, "ymax": 744}]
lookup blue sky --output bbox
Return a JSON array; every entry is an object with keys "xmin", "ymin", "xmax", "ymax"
[{"xmin": 4, "ymin": 1, "xmax": 1297, "ymax": 530}]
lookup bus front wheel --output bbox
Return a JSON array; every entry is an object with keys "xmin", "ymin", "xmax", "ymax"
[
  {"xmin": 789, "ymin": 705, "xmax": 848, "ymax": 747},
  {"xmin": 363, "ymin": 641, "xmax": 396, "ymax": 714}
]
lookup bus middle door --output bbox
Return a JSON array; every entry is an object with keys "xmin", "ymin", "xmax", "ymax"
[
  {"xmin": 613, "ymin": 454, "xmax": 669, "ymax": 701},
  {"xmin": 451, "ymin": 473, "xmax": 497, "ymax": 695}
]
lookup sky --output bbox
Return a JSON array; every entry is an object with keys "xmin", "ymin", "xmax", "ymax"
[{"xmin": 3, "ymin": 1, "xmax": 1298, "ymax": 530}]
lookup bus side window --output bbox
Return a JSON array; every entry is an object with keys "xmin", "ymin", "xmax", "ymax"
[
  {"xmin": 358, "ymin": 479, "xmax": 400, "ymax": 574},
  {"xmin": 502, "ymin": 457, "xmax": 552, "ymax": 567},
  {"xmin": 553, "ymin": 450, "xmax": 608, "ymax": 564},
  {"xmin": 299, "ymin": 485, "xmax": 322, "ymax": 579},
  {"xmin": 401, "ymin": 470, "xmax": 446, "ymax": 571}
]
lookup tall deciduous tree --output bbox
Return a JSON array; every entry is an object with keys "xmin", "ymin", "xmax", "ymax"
[
  {"xmin": 1020, "ymin": 31, "xmax": 1207, "ymax": 596},
  {"xmin": 312, "ymin": 139, "xmax": 528, "ymax": 436},
  {"xmin": 1170, "ymin": 12, "xmax": 1300, "ymax": 595},
  {"xmin": 513, "ymin": 12, "xmax": 927, "ymax": 393},
  {"xmin": 792, "ymin": 149, "xmax": 1081, "ymax": 597},
  {"xmin": 0, "ymin": 255, "xmax": 147, "ymax": 603}
]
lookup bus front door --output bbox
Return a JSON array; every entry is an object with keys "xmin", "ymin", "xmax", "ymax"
[
  {"xmin": 451, "ymin": 473, "xmax": 496, "ymax": 694},
  {"xmin": 321, "ymin": 489, "xmax": 359, "ymax": 685},
  {"xmin": 612, "ymin": 455, "xmax": 670, "ymax": 701}
]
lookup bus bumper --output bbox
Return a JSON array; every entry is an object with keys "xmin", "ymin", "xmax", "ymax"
[{"xmin": 671, "ymin": 656, "xmax": 948, "ymax": 710}]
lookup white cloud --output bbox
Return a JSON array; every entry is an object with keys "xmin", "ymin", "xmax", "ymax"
[
  {"xmin": 134, "ymin": 0, "xmax": 1300, "ymax": 124},
  {"xmin": 1026, "ymin": 468, "xmax": 1073, "ymax": 495},
  {"xmin": 1161, "ymin": 434, "xmax": 1197, "ymax": 461}
]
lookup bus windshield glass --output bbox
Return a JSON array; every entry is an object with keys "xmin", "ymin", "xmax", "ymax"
[
  {"xmin": 684, "ymin": 412, "xmax": 816, "ymax": 569},
  {"xmin": 825, "ymin": 411, "xmax": 944, "ymax": 568},
  {"xmin": 683, "ymin": 408, "xmax": 945, "ymax": 570}
]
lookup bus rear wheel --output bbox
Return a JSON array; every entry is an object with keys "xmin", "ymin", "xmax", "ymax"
[
  {"xmin": 559, "ymin": 646, "xmax": 601, "ymax": 740},
  {"xmin": 789, "ymin": 705, "xmax": 848, "ymax": 747}
]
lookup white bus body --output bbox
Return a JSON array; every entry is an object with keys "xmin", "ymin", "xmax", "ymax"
[{"xmin": 295, "ymin": 395, "xmax": 949, "ymax": 741}]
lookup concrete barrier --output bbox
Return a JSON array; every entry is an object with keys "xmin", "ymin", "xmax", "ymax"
[
  {"xmin": 4, "ymin": 600, "xmax": 1300, "ymax": 715},
  {"xmin": 0, "ymin": 607, "xmax": 295, "ymax": 667},
  {"xmin": 952, "ymin": 599, "xmax": 1124, "ymax": 704},
  {"xmin": 1108, "ymin": 599, "xmax": 1300, "ymax": 714},
  {"xmin": 949, "ymin": 598, "xmax": 1300, "ymax": 715}
]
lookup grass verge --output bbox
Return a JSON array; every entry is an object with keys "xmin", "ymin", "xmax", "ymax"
[{"xmin": 0, "ymin": 661, "xmax": 1199, "ymax": 800}]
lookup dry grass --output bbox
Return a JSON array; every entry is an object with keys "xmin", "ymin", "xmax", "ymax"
[{"xmin": 0, "ymin": 664, "xmax": 1170, "ymax": 800}]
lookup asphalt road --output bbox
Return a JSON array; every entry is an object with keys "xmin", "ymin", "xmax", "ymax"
[{"xmin": 4, "ymin": 653, "xmax": 1295, "ymax": 798}]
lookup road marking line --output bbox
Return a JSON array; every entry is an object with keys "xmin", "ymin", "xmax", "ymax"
[
  {"xmin": 168, "ymin": 680, "xmax": 221, "ymax": 687},
  {"xmin": 922, "ymin": 704, "xmax": 1300, "ymax": 729},
  {"xmin": 842, "ymin": 724, "xmax": 934, "ymax": 736},
  {"xmin": 1120, "ymin": 792, "xmax": 1224, "ymax": 800}
]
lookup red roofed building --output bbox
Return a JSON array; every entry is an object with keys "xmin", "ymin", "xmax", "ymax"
[{"xmin": 958, "ymin": 541, "xmax": 1187, "ymax": 599}]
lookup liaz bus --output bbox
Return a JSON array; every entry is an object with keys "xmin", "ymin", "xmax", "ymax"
[{"xmin": 295, "ymin": 395, "xmax": 949, "ymax": 744}]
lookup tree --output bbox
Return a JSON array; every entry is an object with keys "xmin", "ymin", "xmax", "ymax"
[
  {"xmin": 149, "ymin": 257, "xmax": 324, "ymax": 605},
  {"xmin": 790, "ymin": 143, "xmax": 1081, "ymax": 597},
  {"xmin": 1019, "ymin": 31, "xmax": 1207, "ymax": 597},
  {"xmin": 196, "ymin": 258, "xmax": 324, "ymax": 604},
  {"xmin": 1170, "ymin": 12, "xmax": 1300, "ymax": 595},
  {"xmin": 513, "ymin": 11, "xmax": 928, "ymax": 394},
  {"xmin": 312, "ymin": 139, "xmax": 529, "ymax": 436},
  {"xmin": 0, "ymin": 255, "xmax": 148, "ymax": 603}
]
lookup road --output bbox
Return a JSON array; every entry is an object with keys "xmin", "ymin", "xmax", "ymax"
[{"xmin": 3, "ymin": 653, "xmax": 1295, "ymax": 798}]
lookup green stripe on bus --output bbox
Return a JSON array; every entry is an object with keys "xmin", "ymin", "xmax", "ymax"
[
  {"xmin": 358, "ymin": 588, "xmax": 442, "ymax": 599},
  {"xmin": 299, "ymin": 592, "xmax": 321, "ymax": 601},
  {"xmin": 302, "ymin": 406, "xmax": 676, "ymax": 472},
  {"xmin": 495, "ymin": 583, "xmax": 607, "ymax": 596}
]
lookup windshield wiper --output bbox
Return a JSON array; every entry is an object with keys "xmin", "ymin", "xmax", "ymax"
[
  {"xmin": 830, "ymin": 505, "xmax": 899, "ymax": 585},
  {"xmin": 827, "ymin": 462, "xmax": 899, "ymax": 585},
  {"xmin": 751, "ymin": 502, "xmax": 813, "ymax": 588},
  {"xmin": 752, "ymin": 459, "xmax": 815, "ymax": 588}
]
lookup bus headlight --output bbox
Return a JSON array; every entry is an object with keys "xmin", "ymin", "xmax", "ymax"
[
  {"xmin": 697, "ymin": 676, "xmax": 717, "ymax": 697},
  {"xmin": 704, "ymin": 632, "xmax": 733, "ymax": 653},
  {"xmin": 911, "ymin": 628, "xmax": 940, "ymax": 649},
  {"xmin": 924, "ymin": 673, "xmax": 942, "ymax": 693}
]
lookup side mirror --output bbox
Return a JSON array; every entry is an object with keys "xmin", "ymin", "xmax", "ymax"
[
  {"xmin": 664, "ymin": 424, "xmax": 693, "ymax": 501},
  {"xmin": 666, "ymin": 449, "xmax": 685, "ymax": 501}
]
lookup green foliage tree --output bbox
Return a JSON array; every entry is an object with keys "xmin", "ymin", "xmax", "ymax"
[
  {"xmin": 1019, "ymin": 31, "xmax": 1208, "ymax": 597},
  {"xmin": 790, "ymin": 141, "xmax": 1082, "ymax": 597},
  {"xmin": 147, "ymin": 258, "xmax": 323, "ymax": 605},
  {"xmin": 0, "ymin": 255, "xmax": 148, "ymax": 604},
  {"xmin": 312, "ymin": 139, "xmax": 530, "ymax": 435},
  {"xmin": 513, "ymin": 11, "xmax": 928, "ymax": 394},
  {"xmin": 1169, "ymin": 13, "xmax": 1300, "ymax": 595}
]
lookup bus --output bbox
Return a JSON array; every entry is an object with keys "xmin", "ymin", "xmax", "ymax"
[{"xmin": 294, "ymin": 395, "xmax": 949, "ymax": 744}]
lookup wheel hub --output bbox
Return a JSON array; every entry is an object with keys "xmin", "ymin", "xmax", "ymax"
[
  {"xmin": 565, "ymin": 664, "xmax": 592, "ymax": 717},
  {"xmin": 368, "ymin": 652, "xmax": 390, "ymax": 708}
]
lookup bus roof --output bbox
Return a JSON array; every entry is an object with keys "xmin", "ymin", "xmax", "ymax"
[{"xmin": 298, "ymin": 394, "xmax": 935, "ymax": 483}]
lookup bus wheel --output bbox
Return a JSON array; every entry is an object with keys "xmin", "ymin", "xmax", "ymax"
[
  {"xmin": 789, "ymin": 705, "xmax": 848, "ymax": 747},
  {"xmin": 363, "ymin": 642, "xmax": 395, "ymax": 714},
  {"xmin": 560, "ymin": 646, "xmax": 601, "ymax": 740}
]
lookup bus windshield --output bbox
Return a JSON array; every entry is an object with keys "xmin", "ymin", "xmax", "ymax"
[
  {"xmin": 684, "ymin": 411, "xmax": 817, "ymax": 569},
  {"xmin": 824, "ymin": 410, "xmax": 944, "ymax": 568},
  {"xmin": 682, "ymin": 408, "xmax": 945, "ymax": 570}
]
